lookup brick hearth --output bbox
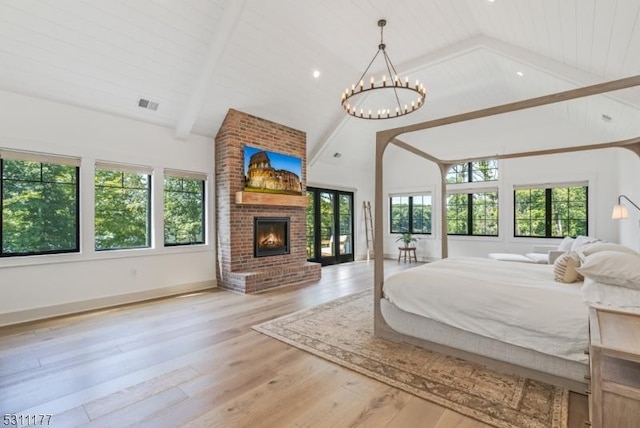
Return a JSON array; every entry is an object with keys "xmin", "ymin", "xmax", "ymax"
[{"xmin": 214, "ymin": 109, "xmax": 321, "ymax": 293}]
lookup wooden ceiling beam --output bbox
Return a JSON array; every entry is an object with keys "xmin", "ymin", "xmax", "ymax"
[{"xmin": 383, "ymin": 74, "xmax": 640, "ymax": 141}]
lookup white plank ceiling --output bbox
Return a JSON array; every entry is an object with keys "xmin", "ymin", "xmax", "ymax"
[{"xmin": 0, "ymin": 0, "xmax": 639, "ymax": 167}]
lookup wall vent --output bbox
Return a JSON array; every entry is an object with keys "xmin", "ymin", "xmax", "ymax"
[{"xmin": 138, "ymin": 98, "xmax": 159, "ymax": 111}]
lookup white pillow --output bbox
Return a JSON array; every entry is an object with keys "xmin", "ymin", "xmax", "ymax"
[
  {"xmin": 525, "ymin": 253, "xmax": 550, "ymax": 264},
  {"xmin": 579, "ymin": 242, "xmax": 640, "ymax": 257},
  {"xmin": 557, "ymin": 237, "xmax": 575, "ymax": 252},
  {"xmin": 553, "ymin": 252, "xmax": 583, "ymax": 283},
  {"xmin": 581, "ymin": 277, "xmax": 640, "ymax": 308},
  {"xmin": 570, "ymin": 235, "xmax": 601, "ymax": 252},
  {"xmin": 576, "ymin": 251, "xmax": 640, "ymax": 289}
]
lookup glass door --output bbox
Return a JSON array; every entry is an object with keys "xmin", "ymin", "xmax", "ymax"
[{"xmin": 306, "ymin": 187, "xmax": 354, "ymax": 265}]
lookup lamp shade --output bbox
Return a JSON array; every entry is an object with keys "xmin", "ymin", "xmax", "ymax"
[{"xmin": 611, "ymin": 204, "xmax": 629, "ymax": 219}]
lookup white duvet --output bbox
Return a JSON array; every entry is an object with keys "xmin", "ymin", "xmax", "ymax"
[{"xmin": 383, "ymin": 257, "xmax": 589, "ymax": 363}]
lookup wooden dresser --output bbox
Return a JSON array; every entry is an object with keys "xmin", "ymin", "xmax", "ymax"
[{"xmin": 587, "ymin": 307, "xmax": 640, "ymax": 427}]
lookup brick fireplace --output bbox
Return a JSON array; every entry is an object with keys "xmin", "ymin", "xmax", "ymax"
[{"xmin": 214, "ymin": 109, "xmax": 321, "ymax": 293}]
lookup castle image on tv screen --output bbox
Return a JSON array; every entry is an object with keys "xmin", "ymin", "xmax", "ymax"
[{"xmin": 243, "ymin": 146, "xmax": 302, "ymax": 195}]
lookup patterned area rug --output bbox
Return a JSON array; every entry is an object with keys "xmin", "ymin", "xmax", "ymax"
[{"xmin": 253, "ymin": 289, "xmax": 568, "ymax": 428}]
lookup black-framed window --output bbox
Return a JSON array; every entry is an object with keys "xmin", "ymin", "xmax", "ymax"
[
  {"xmin": 1, "ymin": 157, "xmax": 80, "ymax": 257},
  {"xmin": 446, "ymin": 191, "xmax": 498, "ymax": 236},
  {"xmin": 514, "ymin": 184, "xmax": 588, "ymax": 238},
  {"xmin": 390, "ymin": 194, "xmax": 432, "ymax": 234},
  {"xmin": 95, "ymin": 165, "xmax": 151, "ymax": 251},
  {"xmin": 446, "ymin": 160, "xmax": 498, "ymax": 184},
  {"xmin": 164, "ymin": 173, "xmax": 205, "ymax": 246}
]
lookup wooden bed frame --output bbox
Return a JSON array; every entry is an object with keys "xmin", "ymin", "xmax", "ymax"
[{"xmin": 373, "ymin": 75, "xmax": 640, "ymax": 392}]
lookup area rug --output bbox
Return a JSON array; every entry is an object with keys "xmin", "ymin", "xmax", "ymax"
[{"xmin": 253, "ymin": 289, "xmax": 568, "ymax": 428}]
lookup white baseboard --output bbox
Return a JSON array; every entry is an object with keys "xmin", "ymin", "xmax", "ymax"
[
  {"xmin": 0, "ymin": 280, "xmax": 216, "ymax": 327},
  {"xmin": 354, "ymin": 253, "xmax": 434, "ymax": 262}
]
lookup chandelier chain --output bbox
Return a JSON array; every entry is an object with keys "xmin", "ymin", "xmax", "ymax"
[{"xmin": 382, "ymin": 51, "xmax": 403, "ymax": 111}]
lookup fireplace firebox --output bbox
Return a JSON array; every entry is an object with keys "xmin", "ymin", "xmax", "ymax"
[{"xmin": 254, "ymin": 217, "xmax": 290, "ymax": 257}]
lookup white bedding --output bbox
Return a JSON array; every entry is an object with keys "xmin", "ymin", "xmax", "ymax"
[{"xmin": 383, "ymin": 257, "xmax": 589, "ymax": 363}]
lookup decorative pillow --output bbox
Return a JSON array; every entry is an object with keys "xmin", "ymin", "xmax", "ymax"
[
  {"xmin": 557, "ymin": 236, "xmax": 575, "ymax": 252},
  {"xmin": 553, "ymin": 252, "xmax": 583, "ymax": 283},
  {"xmin": 576, "ymin": 251, "xmax": 640, "ymax": 289},
  {"xmin": 570, "ymin": 235, "xmax": 601, "ymax": 252},
  {"xmin": 579, "ymin": 242, "xmax": 640, "ymax": 257}
]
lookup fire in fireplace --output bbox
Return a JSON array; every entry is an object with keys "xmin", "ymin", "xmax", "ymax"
[{"xmin": 254, "ymin": 217, "xmax": 290, "ymax": 257}]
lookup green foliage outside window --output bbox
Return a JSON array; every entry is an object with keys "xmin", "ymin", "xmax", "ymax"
[
  {"xmin": 446, "ymin": 192, "xmax": 499, "ymax": 236},
  {"xmin": 305, "ymin": 191, "xmax": 315, "ymax": 258},
  {"xmin": 446, "ymin": 159, "xmax": 499, "ymax": 236},
  {"xmin": 446, "ymin": 160, "xmax": 498, "ymax": 184},
  {"xmin": 390, "ymin": 195, "xmax": 431, "ymax": 234},
  {"xmin": 319, "ymin": 191, "xmax": 334, "ymax": 252},
  {"xmin": 338, "ymin": 194, "xmax": 352, "ymax": 254},
  {"xmin": 305, "ymin": 187, "xmax": 354, "ymax": 260},
  {"xmin": 164, "ymin": 177, "xmax": 205, "ymax": 246},
  {"xmin": 446, "ymin": 194, "xmax": 468, "ymax": 234},
  {"xmin": 514, "ymin": 185, "xmax": 587, "ymax": 237},
  {"xmin": 390, "ymin": 196, "xmax": 409, "ymax": 233},
  {"xmin": 1, "ymin": 159, "xmax": 78, "ymax": 256},
  {"xmin": 95, "ymin": 169, "xmax": 150, "ymax": 251}
]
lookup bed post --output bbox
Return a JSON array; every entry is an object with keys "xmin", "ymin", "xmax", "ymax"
[
  {"xmin": 438, "ymin": 162, "xmax": 452, "ymax": 259},
  {"xmin": 374, "ymin": 130, "xmax": 397, "ymax": 338}
]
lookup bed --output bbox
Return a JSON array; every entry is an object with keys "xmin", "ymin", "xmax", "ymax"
[
  {"xmin": 371, "ymin": 75, "xmax": 640, "ymax": 393},
  {"xmin": 381, "ymin": 257, "xmax": 589, "ymax": 391}
]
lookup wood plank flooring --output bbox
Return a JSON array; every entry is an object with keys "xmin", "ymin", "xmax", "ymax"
[{"xmin": 0, "ymin": 260, "xmax": 587, "ymax": 427}]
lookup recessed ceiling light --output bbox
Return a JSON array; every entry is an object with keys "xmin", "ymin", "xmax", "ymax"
[
  {"xmin": 313, "ymin": 70, "xmax": 320, "ymax": 79},
  {"xmin": 516, "ymin": 71, "xmax": 524, "ymax": 77},
  {"xmin": 488, "ymin": 0, "xmax": 495, "ymax": 2}
]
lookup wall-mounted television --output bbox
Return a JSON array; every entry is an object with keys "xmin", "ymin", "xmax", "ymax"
[{"xmin": 243, "ymin": 146, "xmax": 303, "ymax": 195}]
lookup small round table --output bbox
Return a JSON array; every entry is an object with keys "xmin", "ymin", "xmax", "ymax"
[{"xmin": 398, "ymin": 247, "xmax": 417, "ymax": 263}]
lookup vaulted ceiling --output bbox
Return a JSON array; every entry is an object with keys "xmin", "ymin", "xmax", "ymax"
[{"xmin": 1, "ymin": 0, "xmax": 640, "ymax": 170}]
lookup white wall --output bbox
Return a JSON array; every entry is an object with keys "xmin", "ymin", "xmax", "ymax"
[
  {"xmin": 0, "ymin": 90, "xmax": 215, "ymax": 325},
  {"xmin": 616, "ymin": 149, "xmax": 640, "ymax": 250},
  {"xmin": 383, "ymin": 144, "xmax": 622, "ymax": 260}
]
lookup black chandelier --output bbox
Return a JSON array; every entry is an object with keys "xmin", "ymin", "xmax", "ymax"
[{"xmin": 340, "ymin": 19, "xmax": 426, "ymax": 120}]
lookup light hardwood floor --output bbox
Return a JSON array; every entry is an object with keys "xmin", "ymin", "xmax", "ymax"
[{"xmin": 0, "ymin": 260, "xmax": 587, "ymax": 427}]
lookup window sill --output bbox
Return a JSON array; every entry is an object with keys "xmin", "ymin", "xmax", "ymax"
[
  {"xmin": 447, "ymin": 235, "xmax": 501, "ymax": 243},
  {"xmin": 0, "ymin": 244, "xmax": 213, "ymax": 269}
]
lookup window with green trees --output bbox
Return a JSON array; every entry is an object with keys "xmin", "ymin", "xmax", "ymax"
[
  {"xmin": 164, "ymin": 172, "xmax": 205, "ymax": 246},
  {"xmin": 1, "ymin": 154, "xmax": 79, "ymax": 256},
  {"xmin": 446, "ymin": 191, "xmax": 499, "ymax": 236},
  {"xmin": 514, "ymin": 184, "xmax": 588, "ymax": 238},
  {"xmin": 95, "ymin": 164, "xmax": 151, "ymax": 251},
  {"xmin": 446, "ymin": 160, "xmax": 498, "ymax": 184},
  {"xmin": 390, "ymin": 194, "xmax": 432, "ymax": 234},
  {"xmin": 446, "ymin": 159, "xmax": 499, "ymax": 236}
]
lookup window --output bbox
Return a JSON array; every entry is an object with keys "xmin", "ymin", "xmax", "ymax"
[
  {"xmin": 1, "ymin": 152, "xmax": 80, "ymax": 256},
  {"xmin": 390, "ymin": 194, "xmax": 432, "ymax": 234},
  {"xmin": 95, "ymin": 163, "xmax": 151, "ymax": 251},
  {"xmin": 446, "ymin": 160, "xmax": 498, "ymax": 184},
  {"xmin": 514, "ymin": 184, "xmax": 588, "ymax": 238},
  {"xmin": 164, "ymin": 170, "xmax": 206, "ymax": 246},
  {"xmin": 446, "ymin": 191, "xmax": 499, "ymax": 236},
  {"xmin": 446, "ymin": 160, "xmax": 499, "ymax": 236}
]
